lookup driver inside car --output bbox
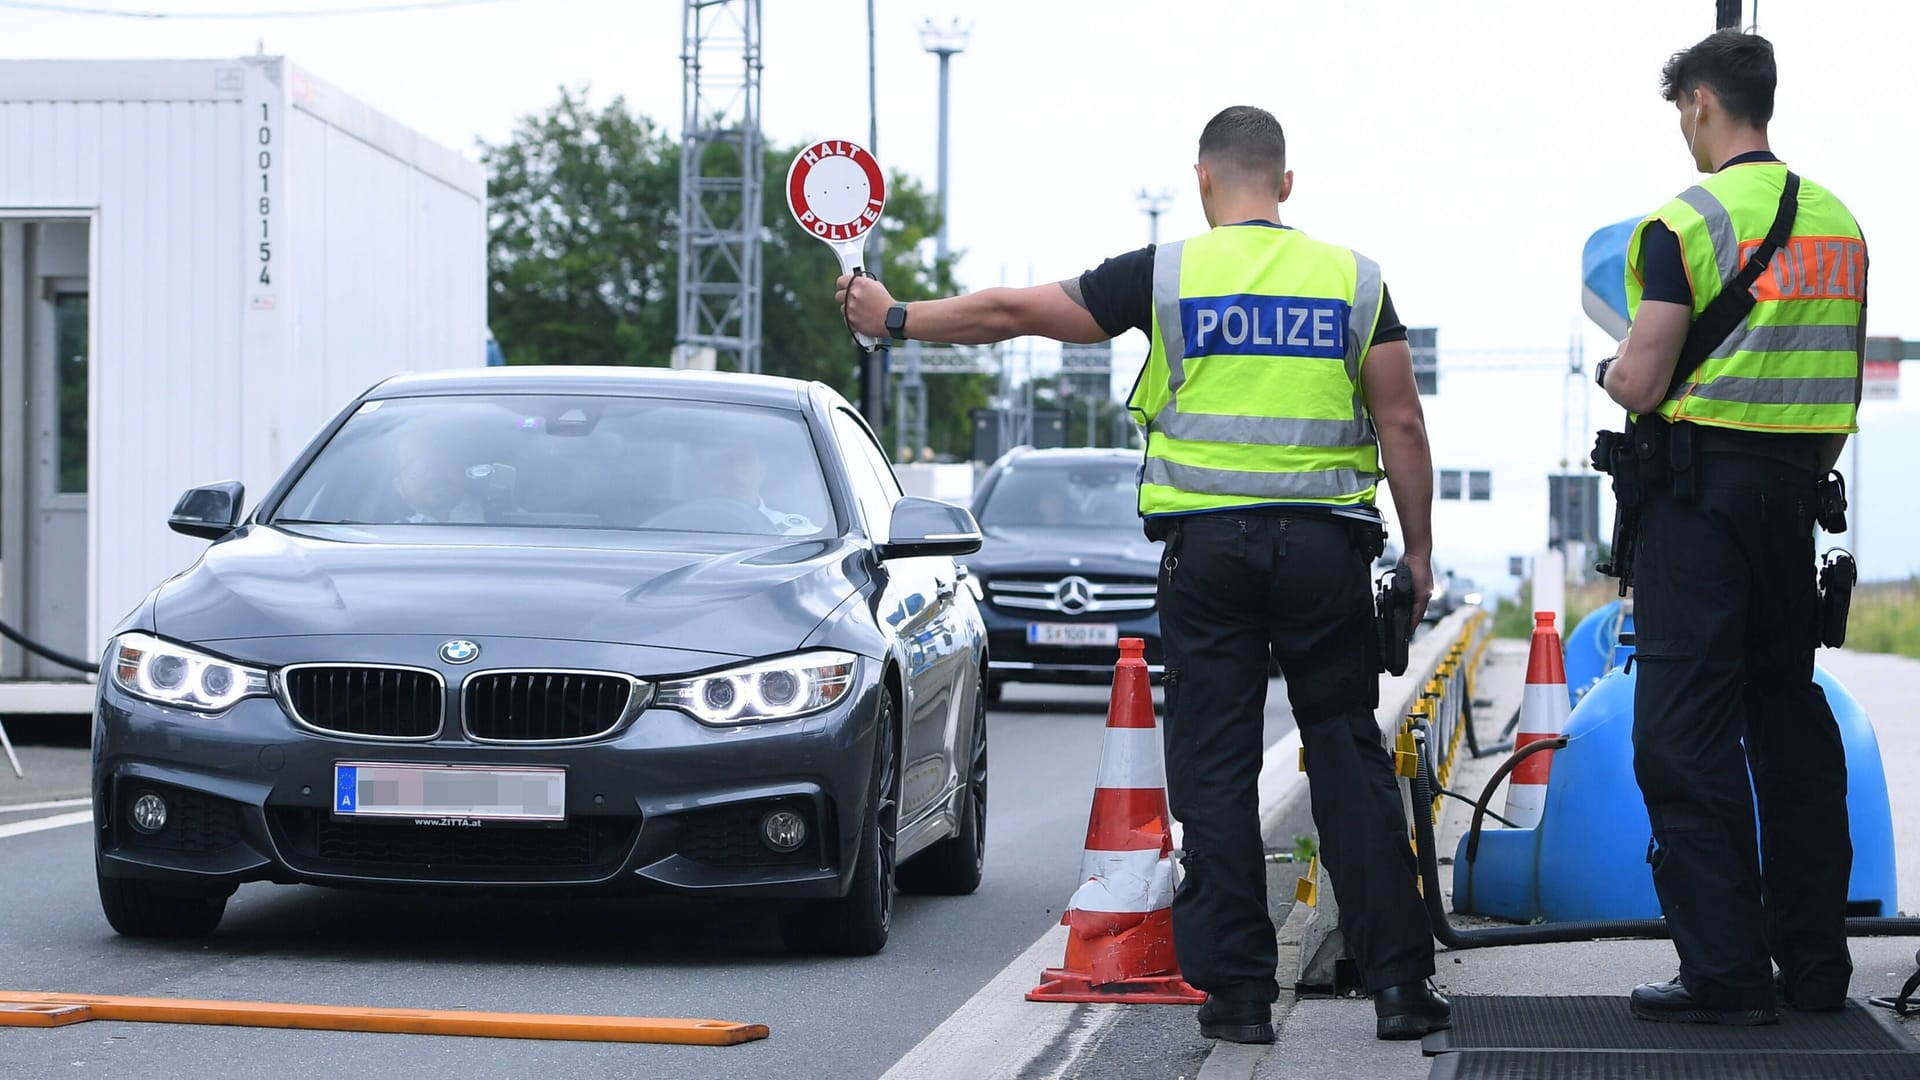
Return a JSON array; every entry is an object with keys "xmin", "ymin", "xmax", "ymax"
[{"xmin": 699, "ymin": 440, "xmax": 819, "ymax": 536}]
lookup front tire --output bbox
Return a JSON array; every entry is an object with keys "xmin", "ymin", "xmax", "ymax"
[
  {"xmin": 899, "ymin": 682, "xmax": 987, "ymax": 896},
  {"xmin": 97, "ymin": 868, "xmax": 228, "ymax": 938},
  {"xmin": 780, "ymin": 688, "xmax": 899, "ymax": 956}
]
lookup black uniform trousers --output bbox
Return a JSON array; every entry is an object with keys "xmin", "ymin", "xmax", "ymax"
[
  {"xmin": 1632, "ymin": 449, "xmax": 1853, "ymax": 1012},
  {"xmin": 1156, "ymin": 509, "xmax": 1434, "ymax": 1001}
]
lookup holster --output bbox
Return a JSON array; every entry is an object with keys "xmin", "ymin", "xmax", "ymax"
[
  {"xmin": 1818, "ymin": 550, "xmax": 1855, "ymax": 648},
  {"xmin": 1375, "ymin": 565, "xmax": 1413, "ymax": 676},
  {"xmin": 1816, "ymin": 471, "xmax": 1850, "ymax": 534}
]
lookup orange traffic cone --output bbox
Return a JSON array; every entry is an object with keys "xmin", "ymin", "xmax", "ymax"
[
  {"xmin": 1504, "ymin": 612, "xmax": 1570, "ymax": 828},
  {"xmin": 1027, "ymin": 637, "xmax": 1206, "ymax": 1005}
]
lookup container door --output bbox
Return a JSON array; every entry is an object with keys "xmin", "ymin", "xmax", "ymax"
[{"xmin": 1, "ymin": 221, "xmax": 90, "ymax": 680}]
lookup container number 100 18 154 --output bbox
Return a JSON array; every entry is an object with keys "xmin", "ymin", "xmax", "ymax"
[{"xmin": 256, "ymin": 102, "xmax": 274, "ymax": 287}]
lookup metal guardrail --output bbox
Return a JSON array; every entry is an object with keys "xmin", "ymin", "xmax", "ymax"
[{"xmin": 1396, "ymin": 610, "xmax": 1492, "ymax": 825}]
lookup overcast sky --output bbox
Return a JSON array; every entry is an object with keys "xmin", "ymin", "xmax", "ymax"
[{"xmin": 6, "ymin": 0, "xmax": 1917, "ymax": 586}]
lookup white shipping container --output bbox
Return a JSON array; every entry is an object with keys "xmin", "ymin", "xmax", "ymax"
[{"xmin": 0, "ymin": 57, "xmax": 486, "ymax": 698}]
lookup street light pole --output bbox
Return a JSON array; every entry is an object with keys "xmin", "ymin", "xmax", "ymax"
[
  {"xmin": 920, "ymin": 18, "xmax": 970, "ymax": 266},
  {"xmin": 1136, "ymin": 188, "xmax": 1173, "ymax": 246}
]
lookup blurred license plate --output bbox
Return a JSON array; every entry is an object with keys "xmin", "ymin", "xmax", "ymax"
[
  {"xmin": 1026, "ymin": 622, "xmax": 1119, "ymax": 647},
  {"xmin": 333, "ymin": 763, "xmax": 565, "ymax": 823}
]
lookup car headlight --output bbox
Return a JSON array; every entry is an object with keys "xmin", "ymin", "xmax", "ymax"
[
  {"xmin": 655, "ymin": 651, "xmax": 858, "ymax": 725},
  {"xmin": 110, "ymin": 632, "xmax": 270, "ymax": 712},
  {"xmin": 1463, "ymin": 591, "xmax": 1484, "ymax": 607}
]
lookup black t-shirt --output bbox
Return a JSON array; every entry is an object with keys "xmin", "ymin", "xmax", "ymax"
[
  {"xmin": 1076, "ymin": 223, "xmax": 1408, "ymax": 346},
  {"xmin": 1637, "ymin": 150, "xmax": 1783, "ymax": 306}
]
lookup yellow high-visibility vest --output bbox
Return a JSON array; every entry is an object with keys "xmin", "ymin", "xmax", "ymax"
[
  {"xmin": 1626, "ymin": 162, "xmax": 1864, "ymax": 433},
  {"xmin": 1129, "ymin": 224, "xmax": 1384, "ymax": 517}
]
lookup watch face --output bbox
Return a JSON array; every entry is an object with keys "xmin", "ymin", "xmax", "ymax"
[{"xmin": 887, "ymin": 305, "xmax": 907, "ymax": 334}]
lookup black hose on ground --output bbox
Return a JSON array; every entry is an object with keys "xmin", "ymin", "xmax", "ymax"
[
  {"xmin": 1408, "ymin": 723, "xmax": 1920, "ymax": 949},
  {"xmin": 0, "ymin": 619, "xmax": 100, "ymax": 675}
]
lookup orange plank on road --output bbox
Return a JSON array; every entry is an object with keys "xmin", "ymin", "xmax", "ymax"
[
  {"xmin": 0, "ymin": 991, "xmax": 767, "ymax": 1045},
  {"xmin": 0, "ymin": 1002, "xmax": 95, "ymax": 1027}
]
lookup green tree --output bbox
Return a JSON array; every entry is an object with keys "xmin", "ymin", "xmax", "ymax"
[
  {"xmin": 482, "ymin": 88, "xmax": 679, "ymax": 368},
  {"xmin": 482, "ymin": 89, "xmax": 991, "ymax": 457}
]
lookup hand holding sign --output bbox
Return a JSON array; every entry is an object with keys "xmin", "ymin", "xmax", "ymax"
[{"xmin": 787, "ymin": 139, "xmax": 888, "ymax": 351}]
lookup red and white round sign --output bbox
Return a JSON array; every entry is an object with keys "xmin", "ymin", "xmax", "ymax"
[{"xmin": 787, "ymin": 140, "xmax": 887, "ymax": 245}]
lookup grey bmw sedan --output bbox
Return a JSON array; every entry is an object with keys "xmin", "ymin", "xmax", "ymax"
[{"xmin": 93, "ymin": 367, "xmax": 989, "ymax": 956}]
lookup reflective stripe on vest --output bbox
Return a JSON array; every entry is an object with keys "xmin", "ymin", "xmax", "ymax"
[
  {"xmin": 1626, "ymin": 163, "xmax": 1863, "ymax": 434},
  {"xmin": 1130, "ymin": 226, "xmax": 1384, "ymax": 516}
]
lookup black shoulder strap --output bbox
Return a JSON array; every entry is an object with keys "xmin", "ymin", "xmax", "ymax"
[{"xmin": 1665, "ymin": 171, "xmax": 1801, "ymax": 398}]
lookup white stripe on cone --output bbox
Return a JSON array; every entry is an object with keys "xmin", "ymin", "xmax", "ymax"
[
  {"xmin": 1505, "ymin": 679, "xmax": 1571, "ymax": 829},
  {"xmin": 1093, "ymin": 728, "xmax": 1168, "ymax": 791},
  {"xmin": 1067, "ymin": 847, "xmax": 1176, "ymax": 914}
]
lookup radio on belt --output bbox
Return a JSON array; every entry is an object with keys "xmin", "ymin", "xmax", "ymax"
[{"xmin": 786, "ymin": 139, "xmax": 889, "ymax": 351}]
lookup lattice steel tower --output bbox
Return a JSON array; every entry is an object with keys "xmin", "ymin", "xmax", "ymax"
[{"xmin": 676, "ymin": 0, "xmax": 763, "ymax": 372}]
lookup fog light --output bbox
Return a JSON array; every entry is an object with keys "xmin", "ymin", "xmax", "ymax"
[
  {"xmin": 129, "ymin": 792, "xmax": 168, "ymax": 834},
  {"xmin": 761, "ymin": 809, "xmax": 807, "ymax": 852}
]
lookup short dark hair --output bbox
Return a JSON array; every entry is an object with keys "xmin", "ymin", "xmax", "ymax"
[
  {"xmin": 1198, "ymin": 106, "xmax": 1286, "ymax": 184},
  {"xmin": 1661, "ymin": 30, "xmax": 1775, "ymax": 126}
]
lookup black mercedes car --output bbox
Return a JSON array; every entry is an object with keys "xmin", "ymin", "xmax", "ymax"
[
  {"xmin": 93, "ymin": 368, "xmax": 989, "ymax": 957},
  {"xmin": 964, "ymin": 447, "xmax": 1164, "ymax": 699}
]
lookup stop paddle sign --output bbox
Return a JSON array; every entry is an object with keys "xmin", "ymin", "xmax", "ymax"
[{"xmin": 787, "ymin": 139, "xmax": 888, "ymax": 349}]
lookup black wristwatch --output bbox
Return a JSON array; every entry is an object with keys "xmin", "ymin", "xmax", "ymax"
[
  {"xmin": 885, "ymin": 303, "xmax": 909, "ymax": 341},
  {"xmin": 1594, "ymin": 355, "xmax": 1617, "ymax": 389}
]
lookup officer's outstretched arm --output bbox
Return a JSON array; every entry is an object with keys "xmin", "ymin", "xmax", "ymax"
[
  {"xmin": 837, "ymin": 274, "xmax": 1109, "ymax": 345},
  {"xmin": 1359, "ymin": 339, "xmax": 1435, "ymax": 624}
]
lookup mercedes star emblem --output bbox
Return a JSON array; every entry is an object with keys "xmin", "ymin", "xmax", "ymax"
[{"xmin": 1054, "ymin": 576, "xmax": 1094, "ymax": 615}]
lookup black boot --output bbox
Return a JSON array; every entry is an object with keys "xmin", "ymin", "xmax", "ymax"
[
  {"xmin": 1375, "ymin": 980, "xmax": 1451, "ymax": 1040},
  {"xmin": 1631, "ymin": 977, "xmax": 1778, "ymax": 1026},
  {"xmin": 1197, "ymin": 995, "xmax": 1274, "ymax": 1044}
]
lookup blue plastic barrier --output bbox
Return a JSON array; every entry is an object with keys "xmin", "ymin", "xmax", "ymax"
[
  {"xmin": 1455, "ymin": 654, "xmax": 1898, "ymax": 924},
  {"xmin": 1563, "ymin": 602, "xmax": 1633, "ymax": 707}
]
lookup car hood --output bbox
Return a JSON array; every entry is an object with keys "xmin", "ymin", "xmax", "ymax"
[
  {"xmin": 964, "ymin": 525, "xmax": 1162, "ymax": 577},
  {"xmin": 153, "ymin": 524, "xmax": 868, "ymax": 659}
]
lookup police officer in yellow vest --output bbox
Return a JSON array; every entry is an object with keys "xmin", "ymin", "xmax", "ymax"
[
  {"xmin": 839, "ymin": 106, "xmax": 1446, "ymax": 1044},
  {"xmin": 1600, "ymin": 31, "xmax": 1866, "ymax": 1026}
]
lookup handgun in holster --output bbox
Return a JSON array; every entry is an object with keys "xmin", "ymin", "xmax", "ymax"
[
  {"xmin": 1592, "ymin": 419, "xmax": 1668, "ymax": 596},
  {"xmin": 1818, "ymin": 549, "xmax": 1855, "ymax": 649},
  {"xmin": 1816, "ymin": 470, "xmax": 1849, "ymax": 534},
  {"xmin": 1375, "ymin": 565, "xmax": 1413, "ymax": 676}
]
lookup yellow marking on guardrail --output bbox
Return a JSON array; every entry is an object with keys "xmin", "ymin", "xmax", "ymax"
[
  {"xmin": 1394, "ymin": 732, "xmax": 1420, "ymax": 779},
  {"xmin": 0, "ymin": 992, "xmax": 768, "ymax": 1045}
]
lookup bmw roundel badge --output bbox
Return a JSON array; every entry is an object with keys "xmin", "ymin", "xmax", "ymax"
[{"xmin": 440, "ymin": 639, "xmax": 481, "ymax": 665}]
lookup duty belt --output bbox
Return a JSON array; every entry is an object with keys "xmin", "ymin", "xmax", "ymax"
[{"xmin": 1692, "ymin": 425, "xmax": 1825, "ymax": 474}]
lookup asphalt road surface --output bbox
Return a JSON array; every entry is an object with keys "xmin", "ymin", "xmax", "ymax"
[{"xmin": 0, "ymin": 682, "xmax": 1298, "ymax": 1080}]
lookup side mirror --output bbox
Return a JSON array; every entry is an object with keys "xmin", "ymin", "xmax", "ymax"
[
  {"xmin": 169, "ymin": 482, "xmax": 245, "ymax": 540},
  {"xmin": 876, "ymin": 497, "xmax": 982, "ymax": 560}
]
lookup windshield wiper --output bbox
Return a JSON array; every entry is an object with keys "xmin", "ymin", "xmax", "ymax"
[{"xmin": 271, "ymin": 518, "xmax": 362, "ymax": 527}]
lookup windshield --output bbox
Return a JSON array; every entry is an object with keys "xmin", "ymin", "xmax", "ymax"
[
  {"xmin": 272, "ymin": 394, "xmax": 836, "ymax": 538},
  {"xmin": 978, "ymin": 461, "xmax": 1139, "ymax": 528}
]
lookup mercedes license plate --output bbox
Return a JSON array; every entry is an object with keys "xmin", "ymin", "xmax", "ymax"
[
  {"xmin": 333, "ymin": 763, "xmax": 566, "ymax": 823},
  {"xmin": 1026, "ymin": 622, "xmax": 1120, "ymax": 647}
]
